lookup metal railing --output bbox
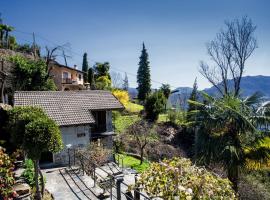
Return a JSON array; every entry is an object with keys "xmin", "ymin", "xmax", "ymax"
[{"xmin": 67, "ymin": 148, "xmax": 151, "ymax": 200}]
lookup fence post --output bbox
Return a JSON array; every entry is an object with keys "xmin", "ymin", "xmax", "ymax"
[
  {"xmin": 110, "ymin": 176, "xmax": 113, "ymax": 200},
  {"xmin": 134, "ymin": 174, "xmax": 140, "ymax": 200},
  {"xmin": 68, "ymin": 148, "xmax": 71, "ymax": 168},
  {"xmin": 73, "ymin": 148, "xmax": 76, "ymax": 166},
  {"xmin": 116, "ymin": 176, "xmax": 124, "ymax": 200},
  {"xmin": 82, "ymin": 157, "xmax": 85, "ymax": 176},
  {"xmin": 93, "ymin": 164, "xmax": 96, "ymax": 187}
]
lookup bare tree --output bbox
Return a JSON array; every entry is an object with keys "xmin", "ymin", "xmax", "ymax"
[
  {"xmin": 111, "ymin": 71, "xmax": 123, "ymax": 89},
  {"xmin": 199, "ymin": 17, "xmax": 257, "ymax": 97},
  {"xmin": 127, "ymin": 121, "xmax": 155, "ymax": 164},
  {"xmin": 45, "ymin": 43, "xmax": 72, "ymax": 74}
]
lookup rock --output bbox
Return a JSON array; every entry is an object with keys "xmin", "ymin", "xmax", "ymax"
[{"xmin": 13, "ymin": 183, "xmax": 31, "ymax": 196}]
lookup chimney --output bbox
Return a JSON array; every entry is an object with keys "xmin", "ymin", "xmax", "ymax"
[{"xmin": 74, "ymin": 65, "xmax": 77, "ymax": 69}]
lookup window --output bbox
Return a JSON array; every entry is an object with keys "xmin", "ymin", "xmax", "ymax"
[
  {"xmin": 77, "ymin": 133, "xmax": 86, "ymax": 138},
  {"xmin": 63, "ymin": 72, "xmax": 69, "ymax": 79},
  {"xmin": 79, "ymin": 74, "xmax": 82, "ymax": 81}
]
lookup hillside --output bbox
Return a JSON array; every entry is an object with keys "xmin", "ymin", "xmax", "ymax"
[
  {"xmin": 204, "ymin": 75, "xmax": 270, "ymax": 99},
  {"xmin": 168, "ymin": 75, "xmax": 270, "ymax": 108}
]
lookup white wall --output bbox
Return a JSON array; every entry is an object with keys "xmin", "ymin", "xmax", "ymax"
[{"xmin": 54, "ymin": 125, "xmax": 91, "ymax": 164}]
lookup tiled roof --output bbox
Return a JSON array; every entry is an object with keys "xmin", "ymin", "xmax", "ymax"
[{"xmin": 14, "ymin": 90, "xmax": 124, "ymax": 126}]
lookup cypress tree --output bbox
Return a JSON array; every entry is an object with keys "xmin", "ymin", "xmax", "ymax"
[
  {"xmin": 87, "ymin": 67, "xmax": 96, "ymax": 89},
  {"xmin": 188, "ymin": 78, "xmax": 198, "ymax": 112},
  {"xmin": 137, "ymin": 43, "xmax": 151, "ymax": 101},
  {"xmin": 123, "ymin": 72, "xmax": 129, "ymax": 91},
  {"xmin": 82, "ymin": 53, "xmax": 89, "ymax": 82},
  {"xmin": 187, "ymin": 78, "xmax": 199, "ymax": 123}
]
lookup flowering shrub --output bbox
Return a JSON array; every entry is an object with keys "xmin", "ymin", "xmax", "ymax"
[
  {"xmin": 0, "ymin": 147, "xmax": 16, "ymax": 199},
  {"xmin": 136, "ymin": 157, "xmax": 237, "ymax": 199},
  {"xmin": 112, "ymin": 89, "xmax": 129, "ymax": 106}
]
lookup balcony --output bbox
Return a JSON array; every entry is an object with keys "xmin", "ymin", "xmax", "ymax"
[{"xmin": 62, "ymin": 78, "xmax": 78, "ymax": 84}]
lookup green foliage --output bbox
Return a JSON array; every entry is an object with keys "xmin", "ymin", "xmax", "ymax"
[
  {"xmin": 160, "ymin": 84, "xmax": 171, "ymax": 99},
  {"xmin": 189, "ymin": 93, "xmax": 270, "ymax": 190},
  {"xmin": 136, "ymin": 157, "xmax": 236, "ymax": 199},
  {"xmin": 125, "ymin": 102, "xmax": 143, "ymax": 113},
  {"xmin": 22, "ymin": 159, "xmax": 35, "ymax": 186},
  {"xmin": 15, "ymin": 43, "xmax": 33, "ymax": 54},
  {"xmin": 137, "ymin": 43, "xmax": 151, "ymax": 101},
  {"xmin": 115, "ymin": 153, "xmax": 150, "ymax": 173},
  {"xmin": 0, "ymin": 23, "xmax": 14, "ymax": 49},
  {"xmin": 166, "ymin": 110, "xmax": 187, "ymax": 125},
  {"xmin": 82, "ymin": 53, "xmax": 89, "ymax": 82},
  {"xmin": 0, "ymin": 147, "xmax": 15, "ymax": 199},
  {"xmin": 158, "ymin": 113, "xmax": 168, "ymax": 122},
  {"xmin": 8, "ymin": 106, "xmax": 63, "ymax": 160},
  {"xmin": 87, "ymin": 67, "xmax": 95, "ymax": 89},
  {"xmin": 96, "ymin": 75, "xmax": 111, "ymax": 90},
  {"xmin": 8, "ymin": 55, "xmax": 56, "ymax": 91},
  {"xmin": 188, "ymin": 78, "xmax": 198, "ymax": 113},
  {"xmin": 145, "ymin": 91, "xmax": 166, "ymax": 121},
  {"xmin": 113, "ymin": 114, "xmax": 140, "ymax": 133},
  {"xmin": 93, "ymin": 62, "xmax": 111, "ymax": 80}
]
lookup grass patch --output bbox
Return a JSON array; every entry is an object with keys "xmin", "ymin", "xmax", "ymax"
[
  {"xmin": 114, "ymin": 114, "xmax": 140, "ymax": 133},
  {"xmin": 116, "ymin": 153, "xmax": 150, "ymax": 173},
  {"xmin": 158, "ymin": 113, "xmax": 168, "ymax": 122},
  {"xmin": 125, "ymin": 102, "xmax": 144, "ymax": 113}
]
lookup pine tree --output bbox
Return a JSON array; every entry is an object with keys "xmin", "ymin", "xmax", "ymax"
[
  {"xmin": 123, "ymin": 72, "xmax": 129, "ymax": 91},
  {"xmin": 137, "ymin": 43, "xmax": 151, "ymax": 101},
  {"xmin": 82, "ymin": 53, "xmax": 89, "ymax": 82}
]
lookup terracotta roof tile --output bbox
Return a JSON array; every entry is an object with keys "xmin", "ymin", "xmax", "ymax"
[{"xmin": 14, "ymin": 90, "xmax": 124, "ymax": 126}]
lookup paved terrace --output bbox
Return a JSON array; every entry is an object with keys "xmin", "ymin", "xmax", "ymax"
[{"xmin": 43, "ymin": 163, "xmax": 141, "ymax": 200}]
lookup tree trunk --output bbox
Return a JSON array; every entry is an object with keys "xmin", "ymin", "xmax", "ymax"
[
  {"xmin": 39, "ymin": 168, "xmax": 45, "ymax": 197},
  {"xmin": 140, "ymin": 148, "xmax": 144, "ymax": 165},
  {"xmin": 34, "ymin": 160, "xmax": 41, "ymax": 200},
  {"xmin": 228, "ymin": 166, "xmax": 238, "ymax": 193}
]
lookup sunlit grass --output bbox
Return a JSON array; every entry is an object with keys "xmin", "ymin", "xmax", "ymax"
[{"xmin": 115, "ymin": 153, "xmax": 150, "ymax": 173}]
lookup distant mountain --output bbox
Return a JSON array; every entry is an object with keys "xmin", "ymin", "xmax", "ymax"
[
  {"xmin": 204, "ymin": 75, "xmax": 270, "ymax": 99},
  {"xmin": 168, "ymin": 75, "xmax": 270, "ymax": 109},
  {"xmin": 168, "ymin": 87, "xmax": 193, "ymax": 109}
]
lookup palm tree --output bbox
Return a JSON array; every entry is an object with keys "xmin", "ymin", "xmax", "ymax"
[
  {"xmin": 189, "ymin": 92, "xmax": 270, "ymax": 192},
  {"xmin": 160, "ymin": 84, "xmax": 171, "ymax": 110},
  {"xmin": 4, "ymin": 25, "xmax": 14, "ymax": 48},
  {"xmin": 0, "ymin": 24, "xmax": 5, "ymax": 47}
]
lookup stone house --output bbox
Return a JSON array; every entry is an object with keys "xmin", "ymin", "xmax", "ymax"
[
  {"xmin": 48, "ymin": 60, "xmax": 86, "ymax": 91},
  {"xmin": 14, "ymin": 90, "xmax": 124, "ymax": 164}
]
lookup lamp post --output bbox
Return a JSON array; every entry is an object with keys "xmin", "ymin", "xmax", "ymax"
[{"xmin": 66, "ymin": 144, "xmax": 72, "ymax": 168}]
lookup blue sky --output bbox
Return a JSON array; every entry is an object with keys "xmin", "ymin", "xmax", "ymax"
[{"xmin": 1, "ymin": 0, "xmax": 270, "ymax": 89}]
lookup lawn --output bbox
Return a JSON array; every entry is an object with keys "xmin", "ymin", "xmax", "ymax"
[
  {"xmin": 113, "ymin": 114, "xmax": 140, "ymax": 133},
  {"xmin": 158, "ymin": 113, "xmax": 168, "ymax": 122},
  {"xmin": 115, "ymin": 153, "xmax": 150, "ymax": 173},
  {"xmin": 125, "ymin": 102, "xmax": 144, "ymax": 113}
]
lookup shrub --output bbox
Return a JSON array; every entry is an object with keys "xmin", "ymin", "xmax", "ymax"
[
  {"xmin": 136, "ymin": 157, "xmax": 236, "ymax": 199},
  {"xmin": 144, "ymin": 91, "xmax": 166, "ymax": 121},
  {"xmin": 22, "ymin": 159, "xmax": 35, "ymax": 187},
  {"xmin": 0, "ymin": 147, "xmax": 16, "ymax": 199},
  {"xmin": 112, "ymin": 89, "xmax": 129, "ymax": 106}
]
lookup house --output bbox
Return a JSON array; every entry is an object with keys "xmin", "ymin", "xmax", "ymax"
[
  {"xmin": 48, "ymin": 60, "xmax": 86, "ymax": 91},
  {"xmin": 14, "ymin": 90, "xmax": 124, "ymax": 164}
]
